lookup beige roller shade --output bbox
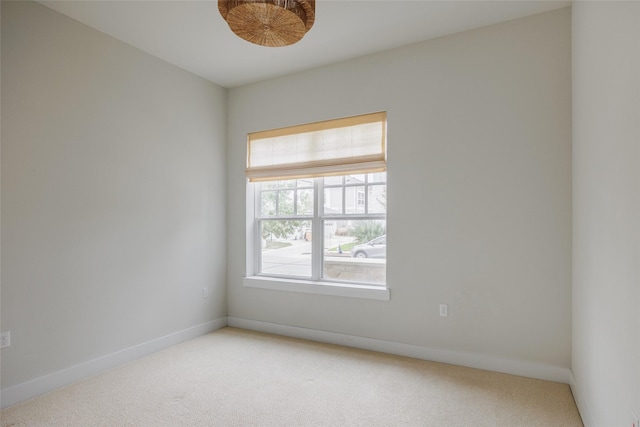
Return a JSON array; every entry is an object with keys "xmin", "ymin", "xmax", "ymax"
[{"xmin": 246, "ymin": 112, "xmax": 386, "ymax": 182}]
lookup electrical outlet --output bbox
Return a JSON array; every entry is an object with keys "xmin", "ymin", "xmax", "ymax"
[
  {"xmin": 202, "ymin": 287, "xmax": 209, "ymax": 299},
  {"xmin": 439, "ymin": 304, "xmax": 448, "ymax": 317},
  {"xmin": 0, "ymin": 331, "xmax": 10, "ymax": 349}
]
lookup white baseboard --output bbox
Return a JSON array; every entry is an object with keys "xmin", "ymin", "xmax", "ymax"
[
  {"xmin": 2, "ymin": 317, "xmax": 575, "ymax": 411},
  {"xmin": 569, "ymin": 371, "xmax": 595, "ymax": 427},
  {"xmin": 228, "ymin": 317, "xmax": 571, "ymax": 384},
  {"xmin": 0, "ymin": 317, "xmax": 227, "ymax": 409}
]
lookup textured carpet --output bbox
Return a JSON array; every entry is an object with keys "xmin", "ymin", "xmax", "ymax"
[{"xmin": 1, "ymin": 327, "xmax": 582, "ymax": 426}]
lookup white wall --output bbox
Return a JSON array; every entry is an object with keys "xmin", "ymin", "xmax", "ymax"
[
  {"xmin": 227, "ymin": 9, "xmax": 572, "ymax": 372},
  {"xmin": 571, "ymin": 2, "xmax": 640, "ymax": 426},
  {"xmin": 1, "ymin": 1, "xmax": 227, "ymax": 392}
]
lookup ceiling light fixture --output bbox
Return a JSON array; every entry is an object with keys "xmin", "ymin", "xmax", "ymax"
[{"xmin": 218, "ymin": 0, "xmax": 315, "ymax": 47}]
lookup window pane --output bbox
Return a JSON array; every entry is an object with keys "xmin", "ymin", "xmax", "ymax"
[
  {"xmin": 345, "ymin": 186, "xmax": 365, "ymax": 214},
  {"xmin": 297, "ymin": 189, "xmax": 313, "ymax": 215},
  {"xmin": 278, "ymin": 190, "xmax": 295, "ymax": 215},
  {"xmin": 260, "ymin": 220, "xmax": 311, "ymax": 278},
  {"xmin": 368, "ymin": 185, "xmax": 387, "ymax": 214},
  {"xmin": 260, "ymin": 191, "xmax": 277, "ymax": 216},
  {"xmin": 324, "ymin": 187, "xmax": 343, "ymax": 215},
  {"xmin": 322, "ymin": 219, "xmax": 386, "ymax": 284}
]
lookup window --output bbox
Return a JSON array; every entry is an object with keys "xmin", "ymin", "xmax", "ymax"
[
  {"xmin": 255, "ymin": 173, "xmax": 386, "ymax": 285},
  {"xmin": 246, "ymin": 112, "xmax": 388, "ymax": 296}
]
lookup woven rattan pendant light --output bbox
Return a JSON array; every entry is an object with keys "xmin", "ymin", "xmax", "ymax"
[{"xmin": 218, "ymin": 0, "xmax": 315, "ymax": 47}]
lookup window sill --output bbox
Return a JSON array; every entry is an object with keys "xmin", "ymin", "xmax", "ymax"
[{"xmin": 243, "ymin": 276, "xmax": 390, "ymax": 301}]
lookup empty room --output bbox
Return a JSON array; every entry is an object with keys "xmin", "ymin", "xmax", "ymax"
[{"xmin": 1, "ymin": 1, "xmax": 638, "ymax": 426}]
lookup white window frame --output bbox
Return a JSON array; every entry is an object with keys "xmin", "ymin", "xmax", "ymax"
[{"xmin": 244, "ymin": 175, "xmax": 389, "ymax": 300}]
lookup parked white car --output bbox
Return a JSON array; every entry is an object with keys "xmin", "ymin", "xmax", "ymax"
[{"xmin": 351, "ymin": 235, "xmax": 386, "ymax": 259}]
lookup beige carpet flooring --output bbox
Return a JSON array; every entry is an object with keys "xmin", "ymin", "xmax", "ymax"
[{"xmin": 1, "ymin": 327, "xmax": 582, "ymax": 426}]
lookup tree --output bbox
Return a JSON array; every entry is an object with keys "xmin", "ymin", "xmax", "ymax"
[
  {"xmin": 262, "ymin": 220, "xmax": 302, "ymax": 241},
  {"xmin": 376, "ymin": 186, "xmax": 387, "ymax": 210},
  {"xmin": 352, "ymin": 221, "xmax": 385, "ymax": 244}
]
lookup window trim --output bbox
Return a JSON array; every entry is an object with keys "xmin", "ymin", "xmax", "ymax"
[{"xmin": 243, "ymin": 276, "xmax": 390, "ymax": 301}]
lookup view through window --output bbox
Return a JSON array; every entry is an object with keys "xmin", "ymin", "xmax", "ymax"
[{"xmin": 256, "ymin": 173, "xmax": 386, "ymax": 285}]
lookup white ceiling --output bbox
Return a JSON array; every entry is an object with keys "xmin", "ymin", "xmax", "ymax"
[{"xmin": 39, "ymin": 1, "xmax": 570, "ymax": 88}]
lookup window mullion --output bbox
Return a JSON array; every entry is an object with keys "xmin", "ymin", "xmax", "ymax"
[
  {"xmin": 253, "ymin": 185, "xmax": 261, "ymax": 276},
  {"xmin": 364, "ymin": 176, "xmax": 369, "ymax": 214},
  {"xmin": 254, "ymin": 219, "xmax": 261, "ymax": 277},
  {"xmin": 312, "ymin": 178, "xmax": 323, "ymax": 280}
]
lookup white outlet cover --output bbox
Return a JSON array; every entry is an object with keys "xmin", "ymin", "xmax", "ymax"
[{"xmin": 439, "ymin": 304, "xmax": 448, "ymax": 317}]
